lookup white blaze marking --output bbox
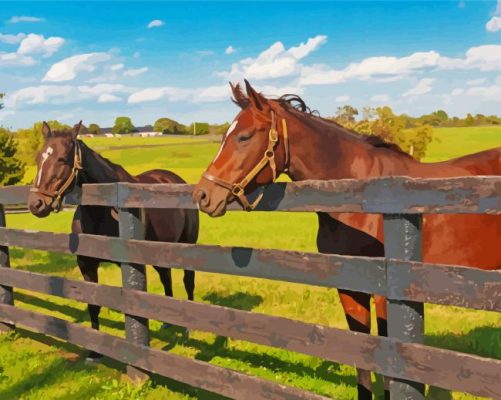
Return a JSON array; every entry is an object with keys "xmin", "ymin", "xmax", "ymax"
[
  {"xmin": 36, "ymin": 146, "xmax": 53, "ymax": 187},
  {"xmin": 225, "ymin": 120, "xmax": 238, "ymax": 138},
  {"xmin": 213, "ymin": 120, "xmax": 239, "ymax": 163}
]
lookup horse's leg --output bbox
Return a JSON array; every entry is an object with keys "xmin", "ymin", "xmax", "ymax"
[
  {"xmin": 77, "ymin": 255, "xmax": 102, "ymax": 361},
  {"xmin": 375, "ymin": 294, "xmax": 389, "ymax": 400},
  {"xmin": 316, "ymin": 212, "xmax": 384, "ymax": 399},
  {"xmin": 154, "ymin": 266, "xmax": 174, "ymax": 329},
  {"xmin": 338, "ymin": 289, "xmax": 373, "ymax": 399},
  {"xmin": 183, "ymin": 270, "xmax": 195, "ymax": 301}
]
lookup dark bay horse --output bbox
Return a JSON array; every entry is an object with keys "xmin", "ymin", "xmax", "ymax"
[
  {"xmin": 193, "ymin": 80, "xmax": 501, "ymax": 399},
  {"xmin": 28, "ymin": 122, "xmax": 199, "ymax": 360}
]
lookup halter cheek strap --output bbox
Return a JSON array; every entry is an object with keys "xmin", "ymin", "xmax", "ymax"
[
  {"xmin": 202, "ymin": 110, "xmax": 289, "ymax": 211},
  {"xmin": 30, "ymin": 141, "xmax": 83, "ymax": 213}
]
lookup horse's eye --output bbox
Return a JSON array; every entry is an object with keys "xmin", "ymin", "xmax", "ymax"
[
  {"xmin": 57, "ymin": 157, "xmax": 66, "ymax": 162},
  {"xmin": 238, "ymin": 135, "xmax": 251, "ymax": 142}
]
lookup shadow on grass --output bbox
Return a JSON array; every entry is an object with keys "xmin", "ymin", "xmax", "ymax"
[
  {"xmin": 158, "ymin": 325, "xmax": 354, "ymax": 391},
  {"xmin": 202, "ymin": 291, "xmax": 263, "ymax": 311},
  {"xmin": 5, "ymin": 328, "xmax": 228, "ymax": 400}
]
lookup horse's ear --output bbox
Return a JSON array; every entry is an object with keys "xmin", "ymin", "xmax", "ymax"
[
  {"xmin": 230, "ymin": 82, "xmax": 249, "ymax": 108},
  {"xmin": 42, "ymin": 121, "xmax": 52, "ymax": 139},
  {"xmin": 244, "ymin": 79, "xmax": 269, "ymax": 112},
  {"xmin": 72, "ymin": 120, "xmax": 82, "ymax": 139}
]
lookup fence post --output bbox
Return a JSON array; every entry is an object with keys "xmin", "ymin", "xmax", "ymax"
[
  {"xmin": 0, "ymin": 204, "xmax": 14, "ymax": 333},
  {"xmin": 118, "ymin": 205, "xmax": 149, "ymax": 382},
  {"xmin": 384, "ymin": 214, "xmax": 425, "ymax": 400}
]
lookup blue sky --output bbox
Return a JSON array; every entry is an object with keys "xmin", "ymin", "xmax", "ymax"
[{"xmin": 1, "ymin": 1, "xmax": 500, "ymax": 129}]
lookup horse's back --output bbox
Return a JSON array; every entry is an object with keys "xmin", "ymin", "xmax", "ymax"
[
  {"xmin": 447, "ymin": 147, "xmax": 501, "ymax": 174},
  {"xmin": 135, "ymin": 169, "xmax": 199, "ymax": 244},
  {"xmin": 135, "ymin": 169, "xmax": 187, "ymax": 184}
]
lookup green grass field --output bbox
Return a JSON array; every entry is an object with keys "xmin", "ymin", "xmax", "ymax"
[{"xmin": 1, "ymin": 127, "xmax": 501, "ymax": 399}]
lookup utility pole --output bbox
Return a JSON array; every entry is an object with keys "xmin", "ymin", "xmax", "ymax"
[{"xmin": 193, "ymin": 122, "xmax": 196, "ymax": 136}]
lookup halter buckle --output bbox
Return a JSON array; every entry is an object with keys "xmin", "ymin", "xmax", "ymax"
[{"xmin": 231, "ymin": 184, "xmax": 244, "ymax": 197}]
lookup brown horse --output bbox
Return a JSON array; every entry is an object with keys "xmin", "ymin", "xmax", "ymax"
[
  {"xmin": 28, "ymin": 122, "xmax": 199, "ymax": 360},
  {"xmin": 193, "ymin": 80, "xmax": 501, "ymax": 399}
]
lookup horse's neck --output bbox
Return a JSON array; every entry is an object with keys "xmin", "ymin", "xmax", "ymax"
[
  {"xmin": 284, "ymin": 110, "xmax": 413, "ymax": 181},
  {"xmin": 79, "ymin": 141, "xmax": 135, "ymax": 184}
]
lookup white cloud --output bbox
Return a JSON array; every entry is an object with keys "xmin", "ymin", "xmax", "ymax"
[
  {"xmin": 0, "ymin": 33, "xmax": 26, "ymax": 44},
  {"xmin": 299, "ymin": 44, "xmax": 501, "ymax": 86},
  {"xmin": 437, "ymin": 45, "xmax": 501, "ymax": 71},
  {"xmin": 225, "ymin": 46, "xmax": 236, "ymax": 55},
  {"xmin": 98, "ymin": 94, "xmax": 122, "ymax": 103},
  {"xmin": 402, "ymin": 78, "xmax": 435, "ymax": 97},
  {"xmin": 6, "ymin": 85, "xmax": 75, "ymax": 107},
  {"xmin": 371, "ymin": 94, "xmax": 390, "ymax": 102},
  {"xmin": 0, "ymin": 33, "xmax": 64, "ymax": 66},
  {"xmin": 6, "ymin": 82, "xmax": 132, "ymax": 108},
  {"xmin": 300, "ymin": 51, "xmax": 440, "ymax": 85},
  {"xmin": 9, "ymin": 16, "xmax": 43, "ymax": 23},
  {"xmin": 193, "ymin": 85, "xmax": 229, "ymax": 103},
  {"xmin": 77, "ymin": 83, "xmax": 131, "ymax": 96},
  {"xmin": 147, "ymin": 19, "xmax": 165, "ymax": 28},
  {"xmin": 128, "ymin": 82, "xmax": 302, "ymax": 105},
  {"xmin": 110, "ymin": 63, "xmax": 124, "ymax": 71},
  {"xmin": 486, "ymin": 1, "xmax": 501, "ymax": 32},
  {"xmin": 124, "ymin": 67, "xmax": 148, "ymax": 77},
  {"xmin": 466, "ymin": 78, "xmax": 486, "ymax": 86},
  {"xmin": 128, "ymin": 87, "xmax": 192, "ymax": 103},
  {"xmin": 17, "ymin": 33, "xmax": 64, "ymax": 57},
  {"xmin": 451, "ymin": 84, "xmax": 501, "ymax": 100},
  {"xmin": 335, "ymin": 95, "xmax": 350, "ymax": 103},
  {"xmin": 0, "ymin": 52, "xmax": 35, "ymax": 66},
  {"xmin": 43, "ymin": 52, "xmax": 111, "ymax": 82},
  {"xmin": 219, "ymin": 35, "xmax": 327, "ymax": 80}
]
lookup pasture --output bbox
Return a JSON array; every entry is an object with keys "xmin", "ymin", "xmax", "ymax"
[{"xmin": 2, "ymin": 126, "xmax": 501, "ymax": 399}]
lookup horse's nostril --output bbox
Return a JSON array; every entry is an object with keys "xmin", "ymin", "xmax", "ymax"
[
  {"xmin": 196, "ymin": 189, "xmax": 209, "ymax": 206},
  {"xmin": 35, "ymin": 199, "xmax": 43, "ymax": 210}
]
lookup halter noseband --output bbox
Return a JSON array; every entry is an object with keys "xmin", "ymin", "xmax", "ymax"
[
  {"xmin": 30, "ymin": 140, "xmax": 83, "ymax": 213},
  {"xmin": 202, "ymin": 110, "xmax": 289, "ymax": 211}
]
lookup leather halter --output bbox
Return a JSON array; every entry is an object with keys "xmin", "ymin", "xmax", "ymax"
[
  {"xmin": 202, "ymin": 110, "xmax": 289, "ymax": 211},
  {"xmin": 30, "ymin": 140, "xmax": 83, "ymax": 213}
]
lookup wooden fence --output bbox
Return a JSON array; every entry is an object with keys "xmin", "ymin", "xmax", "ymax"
[{"xmin": 0, "ymin": 176, "xmax": 500, "ymax": 399}]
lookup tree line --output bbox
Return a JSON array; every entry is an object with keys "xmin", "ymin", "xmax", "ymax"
[{"xmin": 1, "ymin": 89, "xmax": 500, "ymax": 187}]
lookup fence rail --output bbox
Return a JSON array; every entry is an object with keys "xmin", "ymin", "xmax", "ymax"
[{"xmin": 0, "ymin": 176, "xmax": 500, "ymax": 399}]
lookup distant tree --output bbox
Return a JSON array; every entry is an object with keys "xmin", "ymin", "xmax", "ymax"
[
  {"xmin": 154, "ymin": 118, "xmax": 187, "ymax": 135},
  {"xmin": 0, "ymin": 127, "xmax": 24, "ymax": 186},
  {"xmin": 211, "ymin": 122, "xmax": 230, "ymax": 135},
  {"xmin": 189, "ymin": 122, "xmax": 210, "ymax": 136},
  {"xmin": 16, "ymin": 121, "xmax": 70, "ymax": 166},
  {"xmin": 0, "ymin": 92, "xmax": 4, "ymax": 110},
  {"xmin": 143, "ymin": 124, "xmax": 154, "ymax": 131},
  {"xmin": 112, "ymin": 117, "xmax": 135, "ymax": 134},
  {"xmin": 88, "ymin": 123, "xmax": 101, "ymax": 135},
  {"xmin": 465, "ymin": 113, "xmax": 475, "ymax": 127},
  {"xmin": 335, "ymin": 105, "xmax": 358, "ymax": 124}
]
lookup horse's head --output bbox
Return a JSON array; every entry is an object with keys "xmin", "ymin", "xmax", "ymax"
[
  {"xmin": 28, "ymin": 121, "xmax": 83, "ymax": 217},
  {"xmin": 194, "ymin": 80, "xmax": 289, "ymax": 217}
]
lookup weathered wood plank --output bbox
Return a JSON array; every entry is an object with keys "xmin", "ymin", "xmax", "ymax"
[
  {"xmin": 118, "ymin": 207, "xmax": 149, "ymax": 381},
  {"xmin": 0, "ymin": 205, "xmax": 13, "ymax": 332},
  {"xmin": 113, "ymin": 176, "xmax": 501, "ymax": 214},
  {"xmin": 2, "ymin": 175, "xmax": 500, "ymax": 213},
  {"xmin": 384, "ymin": 214, "xmax": 425, "ymax": 399},
  {"xmin": 1, "ymin": 269, "xmax": 500, "ymax": 398},
  {"xmin": 387, "ymin": 260, "xmax": 501, "ymax": 312},
  {"xmin": 0, "ymin": 185, "xmax": 30, "ymax": 205},
  {"xmin": 0, "ymin": 304, "xmax": 329, "ymax": 400},
  {"xmin": 0, "ymin": 227, "xmax": 386, "ymax": 295}
]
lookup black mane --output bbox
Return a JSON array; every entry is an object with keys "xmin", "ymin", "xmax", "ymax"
[{"xmin": 276, "ymin": 93, "xmax": 412, "ymax": 158}]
